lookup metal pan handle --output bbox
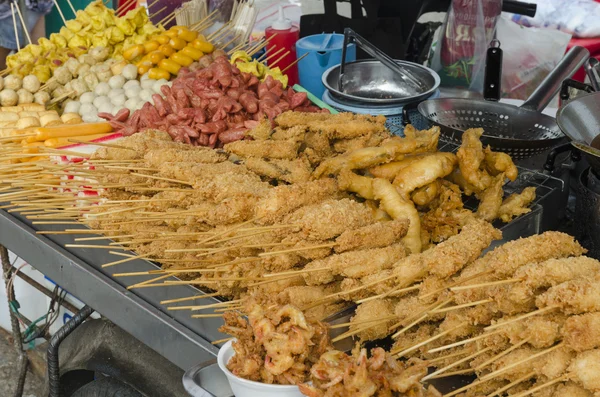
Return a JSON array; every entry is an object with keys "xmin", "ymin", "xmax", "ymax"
[{"xmin": 521, "ymin": 46, "xmax": 589, "ymax": 112}]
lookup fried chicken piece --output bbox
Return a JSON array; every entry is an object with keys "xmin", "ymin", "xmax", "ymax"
[
  {"xmin": 399, "ymin": 125, "xmax": 441, "ymax": 153},
  {"xmin": 484, "ymin": 145, "xmax": 518, "ymax": 181},
  {"xmin": 564, "ymin": 313, "xmax": 600, "ymax": 352},
  {"xmin": 509, "ymin": 257, "xmax": 600, "ymax": 305},
  {"xmin": 254, "ymin": 179, "xmax": 341, "ymax": 225},
  {"xmin": 567, "ymin": 349, "xmax": 600, "ymax": 393},
  {"xmin": 447, "ymin": 167, "xmax": 481, "ymax": 196},
  {"xmin": 303, "ymin": 130, "xmax": 332, "ymax": 159},
  {"xmin": 245, "ymin": 119, "xmax": 272, "ymax": 140},
  {"xmin": 278, "ymin": 284, "xmax": 344, "ymax": 322},
  {"xmin": 369, "ymin": 158, "xmax": 423, "ymax": 181},
  {"xmin": 244, "ymin": 157, "xmax": 312, "ymax": 184},
  {"xmin": 392, "ymin": 152, "xmax": 457, "ymax": 195},
  {"xmin": 456, "ymin": 128, "xmax": 493, "ymax": 191},
  {"xmin": 302, "ymin": 244, "xmax": 407, "ymax": 286},
  {"xmin": 313, "ymin": 145, "xmax": 399, "ymax": 178},
  {"xmin": 250, "ymin": 275, "xmax": 306, "ymax": 296},
  {"xmin": 553, "ymin": 383, "xmax": 593, "ymax": 397},
  {"xmin": 143, "ymin": 147, "xmax": 227, "ymax": 168},
  {"xmin": 337, "ymin": 168, "xmax": 374, "ymax": 200},
  {"xmin": 224, "ymin": 140, "xmax": 300, "ymax": 159},
  {"xmin": 271, "ymin": 125, "xmax": 307, "ymax": 142},
  {"xmin": 373, "ymin": 178, "xmax": 422, "ymax": 254},
  {"xmin": 335, "ymin": 219, "xmax": 409, "ymax": 253},
  {"xmin": 498, "ymin": 186, "xmax": 537, "ymax": 222},
  {"xmin": 350, "ymin": 299, "xmax": 396, "ymax": 341},
  {"xmin": 275, "ymin": 111, "xmax": 387, "ymax": 140},
  {"xmin": 284, "ymin": 198, "xmax": 374, "ymax": 241},
  {"xmin": 536, "ymin": 278, "xmax": 600, "ymax": 315},
  {"xmin": 476, "ymin": 173, "xmax": 505, "ymax": 222},
  {"xmin": 453, "ymin": 232, "xmax": 586, "ymax": 305},
  {"xmin": 331, "ymin": 131, "xmax": 388, "ymax": 153}
]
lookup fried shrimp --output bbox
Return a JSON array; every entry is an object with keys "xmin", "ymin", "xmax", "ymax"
[
  {"xmin": 484, "ymin": 145, "xmax": 518, "ymax": 181},
  {"xmin": 456, "ymin": 128, "xmax": 493, "ymax": 191},
  {"xmin": 372, "ymin": 178, "xmax": 421, "ymax": 254},
  {"xmin": 498, "ymin": 186, "xmax": 537, "ymax": 222},
  {"xmin": 476, "ymin": 173, "xmax": 505, "ymax": 221}
]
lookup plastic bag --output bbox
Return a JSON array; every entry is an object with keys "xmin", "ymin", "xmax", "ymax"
[
  {"xmin": 496, "ymin": 15, "xmax": 571, "ymax": 101},
  {"xmin": 429, "ymin": 0, "xmax": 502, "ymax": 92},
  {"xmin": 510, "ymin": 0, "xmax": 600, "ymax": 39}
]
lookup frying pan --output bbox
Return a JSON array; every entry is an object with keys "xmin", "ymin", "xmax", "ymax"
[{"xmin": 416, "ymin": 46, "xmax": 590, "ymax": 159}]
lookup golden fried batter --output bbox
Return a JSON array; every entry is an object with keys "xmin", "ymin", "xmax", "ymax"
[
  {"xmin": 484, "ymin": 146, "xmax": 518, "ymax": 181},
  {"xmin": 244, "ymin": 157, "xmax": 312, "ymax": 184},
  {"xmin": 476, "ymin": 173, "xmax": 505, "ymax": 222},
  {"xmin": 335, "ymin": 219, "xmax": 409, "ymax": 253},
  {"xmin": 498, "ymin": 186, "xmax": 536, "ymax": 222},
  {"xmin": 337, "ymin": 168, "xmax": 374, "ymax": 200},
  {"xmin": 224, "ymin": 140, "xmax": 300, "ymax": 159},
  {"xmin": 392, "ymin": 152, "xmax": 457, "ymax": 196},
  {"xmin": 456, "ymin": 128, "xmax": 493, "ymax": 191},
  {"xmin": 411, "ymin": 180, "xmax": 441, "ymax": 207}
]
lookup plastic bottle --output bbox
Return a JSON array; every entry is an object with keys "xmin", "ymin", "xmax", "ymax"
[{"xmin": 265, "ymin": 6, "xmax": 300, "ymax": 86}]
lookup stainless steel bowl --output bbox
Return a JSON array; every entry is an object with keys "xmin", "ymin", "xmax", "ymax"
[{"xmin": 322, "ymin": 59, "xmax": 440, "ymax": 105}]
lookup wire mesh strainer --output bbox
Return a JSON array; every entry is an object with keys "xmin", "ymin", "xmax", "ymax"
[{"xmin": 416, "ymin": 46, "xmax": 589, "ymax": 159}]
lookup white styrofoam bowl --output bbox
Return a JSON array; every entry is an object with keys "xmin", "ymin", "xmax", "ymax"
[{"xmin": 217, "ymin": 340, "xmax": 306, "ymax": 397}]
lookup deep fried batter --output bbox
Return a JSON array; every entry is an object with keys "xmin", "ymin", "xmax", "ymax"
[
  {"xmin": 456, "ymin": 128, "xmax": 493, "ymax": 191},
  {"xmin": 498, "ymin": 186, "xmax": 536, "ymax": 222},
  {"xmin": 224, "ymin": 140, "xmax": 300, "ymax": 159},
  {"xmin": 335, "ymin": 219, "xmax": 409, "ymax": 253},
  {"xmin": 244, "ymin": 157, "xmax": 312, "ymax": 184},
  {"xmin": 337, "ymin": 168, "xmax": 374, "ymax": 200},
  {"xmin": 484, "ymin": 145, "xmax": 518, "ymax": 181},
  {"xmin": 476, "ymin": 173, "xmax": 505, "ymax": 222},
  {"xmin": 392, "ymin": 152, "xmax": 457, "ymax": 195}
]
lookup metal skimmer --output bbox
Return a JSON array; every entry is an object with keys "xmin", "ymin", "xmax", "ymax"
[{"xmin": 416, "ymin": 46, "xmax": 589, "ymax": 159}]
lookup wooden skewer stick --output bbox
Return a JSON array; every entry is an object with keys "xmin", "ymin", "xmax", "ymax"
[
  {"xmin": 116, "ymin": 0, "xmax": 137, "ymax": 15},
  {"xmin": 127, "ymin": 274, "xmax": 173, "ymax": 290},
  {"xmin": 268, "ymin": 51, "xmax": 291, "ymax": 68},
  {"xmin": 248, "ymin": 34, "xmax": 276, "ymax": 56},
  {"xmin": 281, "ymin": 53, "xmax": 308, "ymax": 73},
  {"xmin": 426, "ymin": 349, "xmax": 471, "ymax": 365},
  {"xmin": 191, "ymin": 9, "xmax": 219, "ymax": 29},
  {"xmin": 219, "ymin": 34, "xmax": 241, "ymax": 50},
  {"xmin": 262, "ymin": 267, "xmax": 329, "ymax": 278},
  {"xmin": 191, "ymin": 313, "xmax": 223, "ymax": 318},
  {"xmin": 147, "ymin": 0, "xmax": 161, "ymax": 8},
  {"xmin": 64, "ymin": 0, "xmax": 77, "ymax": 16},
  {"xmin": 64, "ymin": 244, "xmax": 129, "ymax": 250},
  {"xmin": 51, "ymin": 0, "xmax": 67, "ymax": 24},
  {"xmin": 129, "ymin": 172, "xmax": 193, "ymax": 186},
  {"xmin": 10, "ymin": 3, "xmax": 20, "ymax": 50},
  {"xmin": 356, "ymin": 284, "xmax": 419, "ymax": 304},
  {"xmin": 391, "ymin": 323, "xmax": 467, "ymax": 358},
  {"xmin": 49, "ymin": 91, "xmax": 75, "ymax": 105},
  {"xmin": 14, "ymin": 5, "xmax": 32, "ymax": 45},
  {"xmin": 259, "ymin": 243, "xmax": 336, "ymax": 257},
  {"xmin": 509, "ymin": 375, "xmax": 568, "ymax": 397},
  {"xmin": 450, "ymin": 278, "xmax": 522, "ymax": 291},
  {"xmin": 485, "ymin": 306, "xmax": 560, "ymax": 331},
  {"xmin": 479, "ymin": 345, "xmax": 565, "ymax": 385},
  {"xmin": 67, "ymin": 139, "xmax": 136, "ymax": 151},
  {"xmin": 206, "ymin": 21, "xmax": 231, "ymax": 41},
  {"xmin": 426, "ymin": 369, "xmax": 474, "ymax": 379},
  {"xmin": 329, "ymin": 315, "xmax": 397, "ymax": 330},
  {"xmin": 487, "ymin": 371, "xmax": 537, "ymax": 397},
  {"xmin": 420, "ymin": 270, "xmax": 494, "ymax": 300},
  {"xmin": 149, "ymin": 6, "xmax": 168, "ymax": 19},
  {"xmin": 260, "ymin": 46, "xmax": 285, "ymax": 63},
  {"xmin": 211, "ymin": 337, "xmax": 233, "ymax": 345},
  {"xmin": 474, "ymin": 338, "xmax": 531, "ymax": 371},
  {"xmin": 390, "ymin": 298, "xmax": 451, "ymax": 337},
  {"xmin": 428, "ymin": 328, "xmax": 504, "ymax": 354},
  {"xmin": 422, "ymin": 347, "xmax": 493, "ymax": 382},
  {"xmin": 160, "ymin": 293, "xmax": 220, "ymax": 305},
  {"xmin": 429, "ymin": 298, "xmax": 494, "ymax": 314},
  {"xmin": 102, "ymin": 251, "xmax": 156, "ymax": 268}
]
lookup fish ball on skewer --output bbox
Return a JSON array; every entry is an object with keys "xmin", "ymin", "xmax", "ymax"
[
  {"xmin": 4, "ymin": 75, "xmax": 22, "ymax": 90},
  {"xmin": 0, "ymin": 89, "xmax": 18, "ymax": 106},
  {"xmin": 16, "ymin": 89, "xmax": 33, "ymax": 104},
  {"xmin": 22, "ymin": 75, "xmax": 40, "ymax": 93}
]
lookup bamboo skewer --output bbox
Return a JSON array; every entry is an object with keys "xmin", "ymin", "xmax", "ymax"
[
  {"xmin": 484, "ymin": 306, "xmax": 559, "ymax": 331},
  {"xmin": 10, "ymin": 3, "xmax": 20, "ymax": 50},
  {"xmin": 269, "ymin": 51, "xmax": 291, "ymax": 68},
  {"xmin": 422, "ymin": 347, "xmax": 492, "ymax": 382},
  {"xmin": 160, "ymin": 293, "xmax": 220, "ymax": 305},
  {"xmin": 510, "ymin": 376, "xmax": 568, "ymax": 397},
  {"xmin": 281, "ymin": 53, "xmax": 308, "ymax": 73},
  {"xmin": 429, "ymin": 298, "xmax": 493, "ymax": 314},
  {"xmin": 392, "ymin": 323, "xmax": 467, "ymax": 358},
  {"xmin": 150, "ymin": 6, "xmax": 168, "ymax": 19},
  {"xmin": 219, "ymin": 34, "xmax": 241, "ymax": 50},
  {"xmin": 473, "ymin": 338, "xmax": 531, "ymax": 371},
  {"xmin": 64, "ymin": 0, "xmax": 77, "ymax": 16},
  {"xmin": 260, "ymin": 47, "xmax": 284, "ymax": 64},
  {"xmin": 450, "ymin": 278, "xmax": 522, "ymax": 291},
  {"xmin": 211, "ymin": 337, "xmax": 233, "ymax": 345},
  {"xmin": 426, "ymin": 349, "xmax": 471, "ymax": 365},
  {"xmin": 329, "ymin": 315, "xmax": 397, "ymax": 330},
  {"xmin": 51, "ymin": 0, "xmax": 67, "ymax": 24},
  {"xmin": 390, "ymin": 298, "xmax": 451, "ymax": 337},
  {"xmin": 14, "ymin": 5, "xmax": 32, "ymax": 45},
  {"xmin": 427, "ymin": 369, "xmax": 474, "ymax": 379},
  {"xmin": 258, "ymin": 243, "xmax": 336, "ymax": 257},
  {"xmin": 428, "ymin": 329, "xmax": 504, "ymax": 353},
  {"xmin": 116, "ymin": 0, "xmax": 137, "ymax": 16},
  {"xmin": 487, "ymin": 371, "xmax": 537, "ymax": 397}
]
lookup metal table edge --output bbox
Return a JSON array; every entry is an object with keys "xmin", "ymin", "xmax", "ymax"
[{"xmin": 0, "ymin": 209, "xmax": 219, "ymax": 370}]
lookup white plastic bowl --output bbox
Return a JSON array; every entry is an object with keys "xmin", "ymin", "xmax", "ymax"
[{"xmin": 217, "ymin": 340, "xmax": 306, "ymax": 397}]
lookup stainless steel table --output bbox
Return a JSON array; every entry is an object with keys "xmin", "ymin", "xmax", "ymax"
[{"xmin": 0, "ymin": 208, "xmax": 227, "ymax": 371}]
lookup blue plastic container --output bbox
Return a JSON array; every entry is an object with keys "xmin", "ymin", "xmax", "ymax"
[{"xmin": 296, "ymin": 34, "xmax": 356, "ymax": 99}]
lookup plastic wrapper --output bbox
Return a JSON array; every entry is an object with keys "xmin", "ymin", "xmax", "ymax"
[
  {"xmin": 510, "ymin": 0, "xmax": 600, "ymax": 39},
  {"xmin": 496, "ymin": 15, "xmax": 571, "ymax": 101},
  {"xmin": 429, "ymin": 0, "xmax": 502, "ymax": 92}
]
